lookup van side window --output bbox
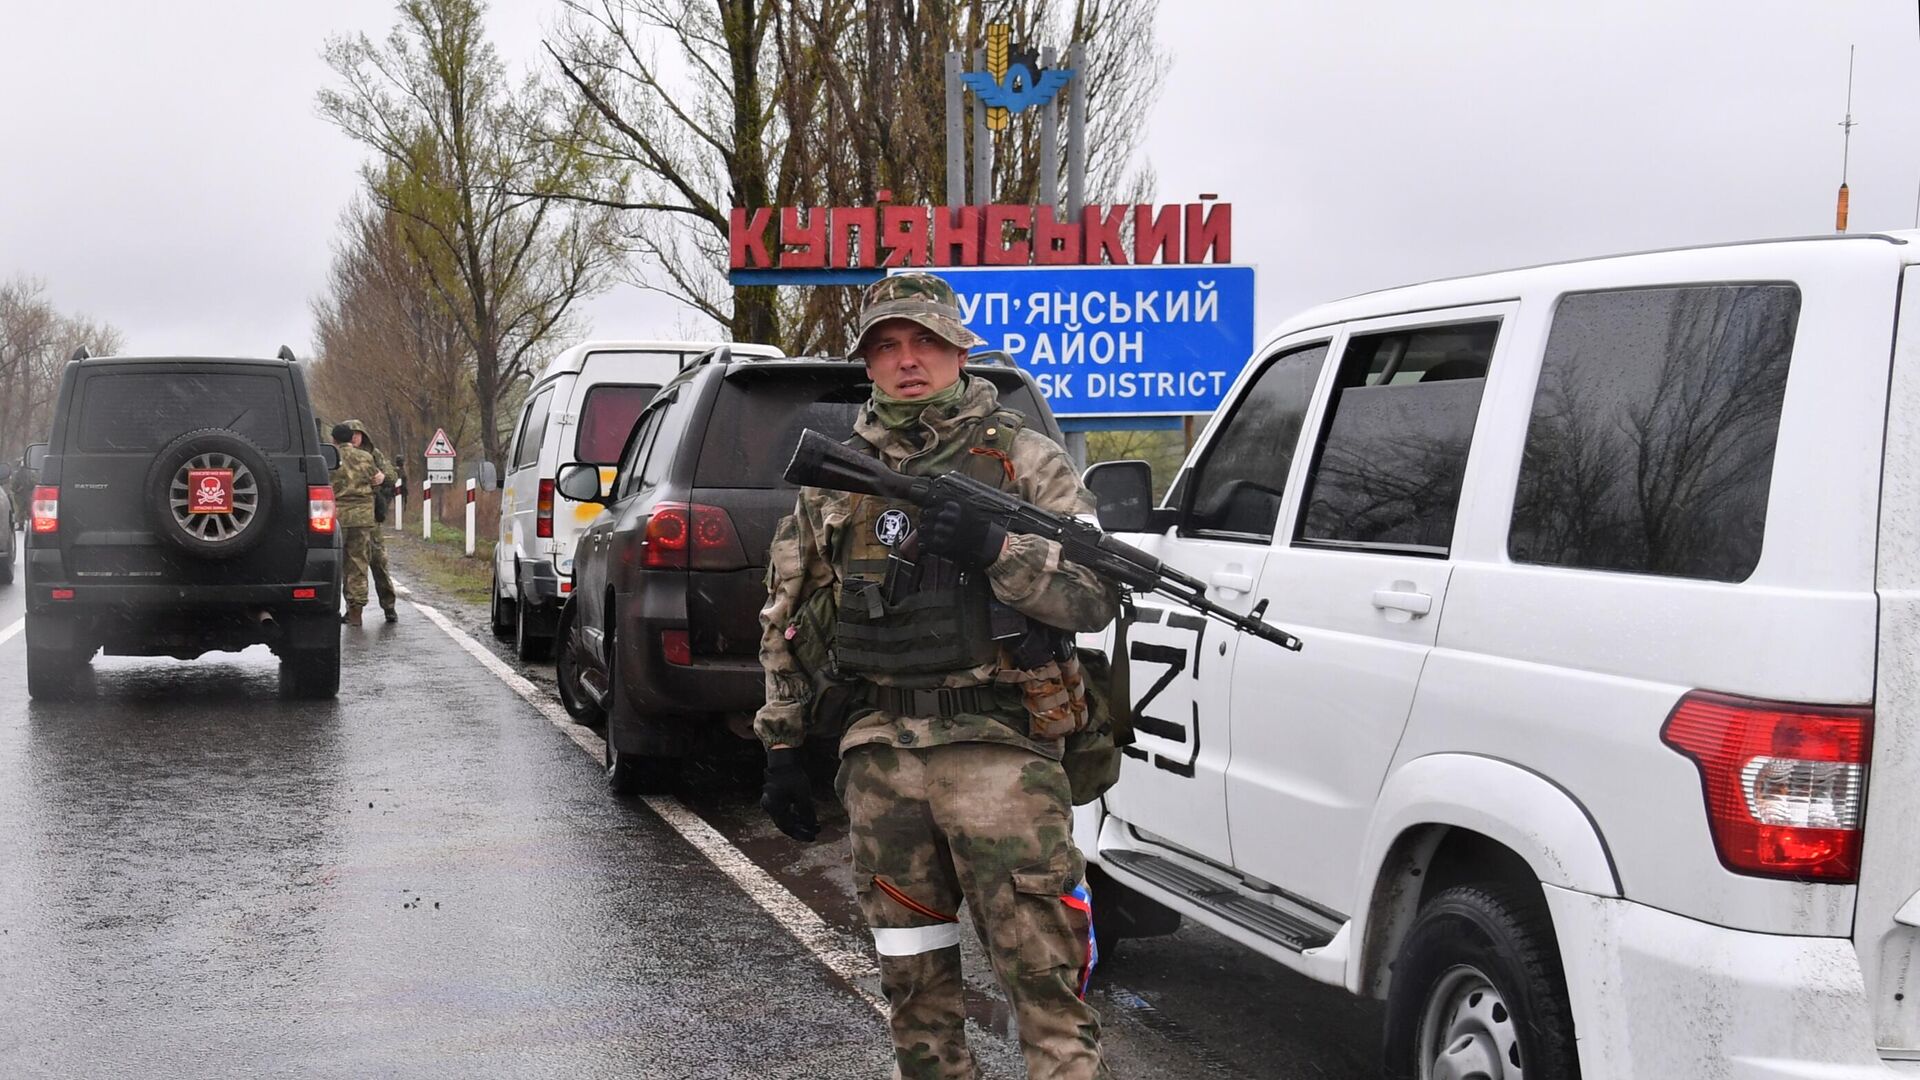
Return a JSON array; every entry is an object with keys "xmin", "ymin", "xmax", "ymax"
[
  {"xmin": 576, "ymin": 384, "xmax": 658, "ymax": 464},
  {"xmin": 1509, "ymin": 284, "xmax": 1799, "ymax": 582},
  {"xmin": 1298, "ymin": 320, "xmax": 1498, "ymax": 556},
  {"xmin": 1181, "ymin": 342, "xmax": 1329, "ymax": 540},
  {"xmin": 512, "ymin": 387, "xmax": 553, "ymax": 472}
]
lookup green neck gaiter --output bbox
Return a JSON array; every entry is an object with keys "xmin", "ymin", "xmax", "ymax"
[{"xmin": 870, "ymin": 375, "xmax": 969, "ymax": 430}]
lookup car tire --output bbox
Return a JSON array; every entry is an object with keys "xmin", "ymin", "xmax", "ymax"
[
  {"xmin": 145, "ymin": 428, "xmax": 281, "ymax": 560},
  {"xmin": 1383, "ymin": 883, "xmax": 1580, "ymax": 1080},
  {"xmin": 279, "ymin": 625, "xmax": 342, "ymax": 700},
  {"xmin": 26, "ymin": 644, "xmax": 81, "ymax": 700},
  {"xmin": 513, "ymin": 578, "xmax": 551, "ymax": 662},
  {"xmin": 554, "ymin": 598, "xmax": 606, "ymax": 727},
  {"xmin": 490, "ymin": 563, "xmax": 515, "ymax": 642}
]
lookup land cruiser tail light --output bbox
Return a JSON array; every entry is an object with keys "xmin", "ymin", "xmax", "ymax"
[
  {"xmin": 308, "ymin": 486, "xmax": 336, "ymax": 534},
  {"xmin": 1662, "ymin": 691, "xmax": 1872, "ymax": 882},
  {"xmin": 537, "ymin": 479, "xmax": 555, "ymax": 539},
  {"xmin": 642, "ymin": 502, "xmax": 748, "ymax": 570},
  {"xmin": 31, "ymin": 486, "xmax": 58, "ymax": 534}
]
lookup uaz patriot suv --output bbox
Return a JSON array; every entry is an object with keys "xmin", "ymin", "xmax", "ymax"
[
  {"xmin": 23, "ymin": 352, "xmax": 344, "ymax": 699},
  {"xmin": 553, "ymin": 349, "xmax": 1063, "ymax": 793}
]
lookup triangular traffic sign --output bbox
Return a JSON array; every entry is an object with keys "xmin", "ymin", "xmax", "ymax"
[{"xmin": 424, "ymin": 428, "xmax": 456, "ymax": 457}]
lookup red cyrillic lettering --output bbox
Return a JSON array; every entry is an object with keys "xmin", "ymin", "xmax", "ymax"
[
  {"xmin": 934, "ymin": 206, "xmax": 982, "ymax": 266},
  {"xmin": 780, "ymin": 207, "xmax": 827, "ymax": 269},
  {"xmin": 1081, "ymin": 204, "xmax": 1129, "ymax": 265},
  {"xmin": 830, "ymin": 206, "xmax": 877, "ymax": 268},
  {"xmin": 1134, "ymin": 204, "xmax": 1181, "ymax": 264},
  {"xmin": 985, "ymin": 204, "xmax": 1032, "ymax": 266},
  {"xmin": 880, "ymin": 205, "xmax": 930, "ymax": 267},
  {"xmin": 1185, "ymin": 202, "xmax": 1232, "ymax": 263},
  {"xmin": 1033, "ymin": 206, "xmax": 1082, "ymax": 265},
  {"xmin": 729, "ymin": 207, "xmax": 772, "ymax": 269}
]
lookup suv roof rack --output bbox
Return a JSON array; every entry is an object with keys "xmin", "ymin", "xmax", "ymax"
[
  {"xmin": 68, "ymin": 346, "xmax": 89, "ymax": 363},
  {"xmin": 277, "ymin": 345, "xmax": 298, "ymax": 362}
]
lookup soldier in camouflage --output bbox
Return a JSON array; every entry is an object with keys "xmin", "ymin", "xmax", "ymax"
[
  {"xmin": 329, "ymin": 423, "xmax": 383, "ymax": 627},
  {"xmin": 342, "ymin": 420, "xmax": 398, "ymax": 622},
  {"xmin": 756, "ymin": 272, "xmax": 1119, "ymax": 1079}
]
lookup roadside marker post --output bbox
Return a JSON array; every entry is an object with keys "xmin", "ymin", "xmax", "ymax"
[
  {"xmin": 422, "ymin": 479, "xmax": 433, "ymax": 540},
  {"xmin": 464, "ymin": 479, "xmax": 476, "ymax": 556},
  {"xmin": 393, "ymin": 486, "xmax": 404, "ymax": 532}
]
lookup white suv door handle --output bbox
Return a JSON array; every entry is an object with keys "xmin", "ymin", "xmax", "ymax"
[
  {"xmin": 1210, "ymin": 571, "xmax": 1255, "ymax": 594},
  {"xmin": 1371, "ymin": 589, "xmax": 1432, "ymax": 617}
]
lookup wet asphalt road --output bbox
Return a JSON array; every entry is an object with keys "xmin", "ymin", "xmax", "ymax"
[{"xmin": 0, "ymin": 532, "xmax": 1383, "ymax": 1079}]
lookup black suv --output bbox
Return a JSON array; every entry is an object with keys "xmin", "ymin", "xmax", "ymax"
[
  {"xmin": 23, "ymin": 353, "xmax": 345, "ymax": 699},
  {"xmin": 551, "ymin": 348, "xmax": 1063, "ymax": 793}
]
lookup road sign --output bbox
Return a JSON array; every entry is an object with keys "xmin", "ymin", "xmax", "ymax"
[
  {"xmin": 426, "ymin": 464, "xmax": 454, "ymax": 485},
  {"xmin": 931, "ymin": 265, "xmax": 1256, "ymax": 418},
  {"xmin": 424, "ymin": 428, "xmax": 456, "ymax": 458}
]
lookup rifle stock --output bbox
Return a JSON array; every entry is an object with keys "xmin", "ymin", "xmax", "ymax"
[{"xmin": 783, "ymin": 429, "xmax": 1303, "ymax": 652}]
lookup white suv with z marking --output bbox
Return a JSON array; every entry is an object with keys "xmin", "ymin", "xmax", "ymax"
[{"xmin": 1078, "ymin": 233, "xmax": 1920, "ymax": 1078}]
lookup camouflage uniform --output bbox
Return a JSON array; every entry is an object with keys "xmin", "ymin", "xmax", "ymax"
[
  {"xmin": 343, "ymin": 420, "xmax": 397, "ymax": 617},
  {"xmin": 756, "ymin": 275, "xmax": 1119, "ymax": 1080},
  {"xmin": 330, "ymin": 441, "xmax": 379, "ymax": 616}
]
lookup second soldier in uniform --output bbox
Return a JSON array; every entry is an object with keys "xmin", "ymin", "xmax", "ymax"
[
  {"xmin": 341, "ymin": 420, "xmax": 398, "ymax": 622},
  {"xmin": 329, "ymin": 423, "xmax": 383, "ymax": 627},
  {"xmin": 756, "ymin": 273, "xmax": 1119, "ymax": 1079}
]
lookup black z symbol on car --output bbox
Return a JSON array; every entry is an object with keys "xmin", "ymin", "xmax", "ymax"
[{"xmin": 1125, "ymin": 608, "xmax": 1207, "ymax": 778}]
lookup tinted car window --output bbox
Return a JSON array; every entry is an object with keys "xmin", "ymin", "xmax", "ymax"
[
  {"xmin": 1184, "ymin": 342, "xmax": 1328, "ymax": 540},
  {"xmin": 1298, "ymin": 321, "xmax": 1498, "ymax": 555},
  {"xmin": 512, "ymin": 387, "xmax": 552, "ymax": 471},
  {"xmin": 617, "ymin": 408, "xmax": 664, "ymax": 500},
  {"xmin": 575, "ymin": 383, "xmax": 658, "ymax": 464},
  {"xmin": 1509, "ymin": 284, "xmax": 1798, "ymax": 582},
  {"xmin": 640, "ymin": 392, "xmax": 692, "ymax": 488},
  {"xmin": 78, "ymin": 372, "xmax": 291, "ymax": 452}
]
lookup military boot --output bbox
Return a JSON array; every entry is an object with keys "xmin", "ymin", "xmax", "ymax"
[
  {"xmin": 383, "ymin": 607, "xmax": 399, "ymax": 624},
  {"xmin": 342, "ymin": 606, "xmax": 363, "ymax": 627}
]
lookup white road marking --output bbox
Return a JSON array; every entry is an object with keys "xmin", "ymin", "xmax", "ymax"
[
  {"xmin": 395, "ymin": 578, "xmax": 886, "ymax": 1015},
  {"xmin": 0, "ymin": 617, "xmax": 22, "ymax": 648}
]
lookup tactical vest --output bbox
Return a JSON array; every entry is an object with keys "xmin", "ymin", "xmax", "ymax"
[{"xmin": 830, "ymin": 409, "xmax": 1025, "ymax": 685}]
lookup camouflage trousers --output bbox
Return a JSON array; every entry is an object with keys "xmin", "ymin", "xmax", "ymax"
[
  {"xmin": 838, "ymin": 742, "xmax": 1107, "ymax": 1080},
  {"xmin": 341, "ymin": 526, "xmax": 396, "ymax": 612}
]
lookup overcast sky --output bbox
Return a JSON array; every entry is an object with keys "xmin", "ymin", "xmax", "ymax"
[{"xmin": 2, "ymin": 1, "xmax": 1916, "ymax": 359}]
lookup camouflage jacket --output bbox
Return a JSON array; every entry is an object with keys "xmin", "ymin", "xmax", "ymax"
[
  {"xmin": 754, "ymin": 375, "xmax": 1118, "ymax": 758},
  {"xmin": 330, "ymin": 443, "xmax": 379, "ymax": 528},
  {"xmin": 342, "ymin": 421, "xmax": 394, "ymax": 491}
]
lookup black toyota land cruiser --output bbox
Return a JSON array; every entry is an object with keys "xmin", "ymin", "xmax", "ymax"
[{"xmin": 23, "ymin": 352, "xmax": 345, "ymax": 699}]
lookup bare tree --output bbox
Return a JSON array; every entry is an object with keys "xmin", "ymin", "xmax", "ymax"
[
  {"xmin": 319, "ymin": 0, "xmax": 625, "ymax": 468},
  {"xmin": 310, "ymin": 200, "xmax": 479, "ymax": 475},
  {"xmin": 0, "ymin": 278, "xmax": 122, "ymax": 464},
  {"xmin": 542, "ymin": 0, "xmax": 1164, "ymax": 355}
]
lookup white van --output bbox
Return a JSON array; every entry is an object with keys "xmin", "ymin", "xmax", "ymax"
[
  {"xmin": 490, "ymin": 339, "xmax": 781, "ymax": 659},
  {"xmin": 1078, "ymin": 233, "xmax": 1920, "ymax": 1078}
]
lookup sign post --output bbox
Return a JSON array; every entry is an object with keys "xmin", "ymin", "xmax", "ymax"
[{"xmin": 464, "ymin": 479, "xmax": 477, "ymax": 557}]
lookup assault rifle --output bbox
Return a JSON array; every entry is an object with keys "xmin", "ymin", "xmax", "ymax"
[{"xmin": 783, "ymin": 430, "xmax": 1304, "ymax": 652}]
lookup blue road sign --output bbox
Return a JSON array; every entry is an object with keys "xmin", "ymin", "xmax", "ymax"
[
  {"xmin": 933, "ymin": 265, "xmax": 1259, "ymax": 417},
  {"xmin": 930, "ymin": 265, "xmax": 1256, "ymax": 418}
]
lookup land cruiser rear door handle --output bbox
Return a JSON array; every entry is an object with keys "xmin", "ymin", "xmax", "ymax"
[
  {"xmin": 1371, "ymin": 588, "xmax": 1432, "ymax": 617},
  {"xmin": 1209, "ymin": 571, "xmax": 1254, "ymax": 594}
]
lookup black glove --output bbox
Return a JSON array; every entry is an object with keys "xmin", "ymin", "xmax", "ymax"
[
  {"xmin": 760, "ymin": 747, "xmax": 819, "ymax": 842},
  {"xmin": 917, "ymin": 498, "xmax": 1008, "ymax": 570}
]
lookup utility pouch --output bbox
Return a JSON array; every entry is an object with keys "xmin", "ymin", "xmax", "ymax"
[
  {"xmin": 832, "ymin": 573, "xmax": 998, "ymax": 678},
  {"xmin": 787, "ymin": 586, "xmax": 858, "ymax": 737},
  {"xmin": 1059, "ymin": 604, "xmax": 1136, "ymax": 805}
]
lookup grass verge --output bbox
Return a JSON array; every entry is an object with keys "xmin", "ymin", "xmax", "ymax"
[{"xmin": 383, "ymin": 522, "xmax": 496, "ymax": 607}]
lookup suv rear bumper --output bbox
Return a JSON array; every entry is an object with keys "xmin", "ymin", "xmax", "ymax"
[
  {"xmin": 1547, "ymin": 885, "xmax": 1915, "ymax": 1077},
  {"xmin": 616, "ymin": 577, "xmax": 765, "ymax": 717}
]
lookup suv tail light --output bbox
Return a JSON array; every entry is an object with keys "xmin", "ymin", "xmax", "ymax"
[
  {"xmin": 537, "ymin": 478, "xmax": 555, "ymax": 539},
  {"xmin": 308, "ymin": 486, "xmax": 336, "ymax": 534},
  {"xmin": 31, "ymin": 485, "xmax": 58, "ymax": 534},
  {"xmin": 1662, "ymin": 690, "xmax": 1872, "ymax": 882},
  {"xmin": 642, "ymin": 502, "xmax": 750, "ymax": 570}
]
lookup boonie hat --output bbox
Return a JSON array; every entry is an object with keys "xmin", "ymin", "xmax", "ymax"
[{"xmin": 850, "ymin": 272, "xmax": 987, "ymax": 358}]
